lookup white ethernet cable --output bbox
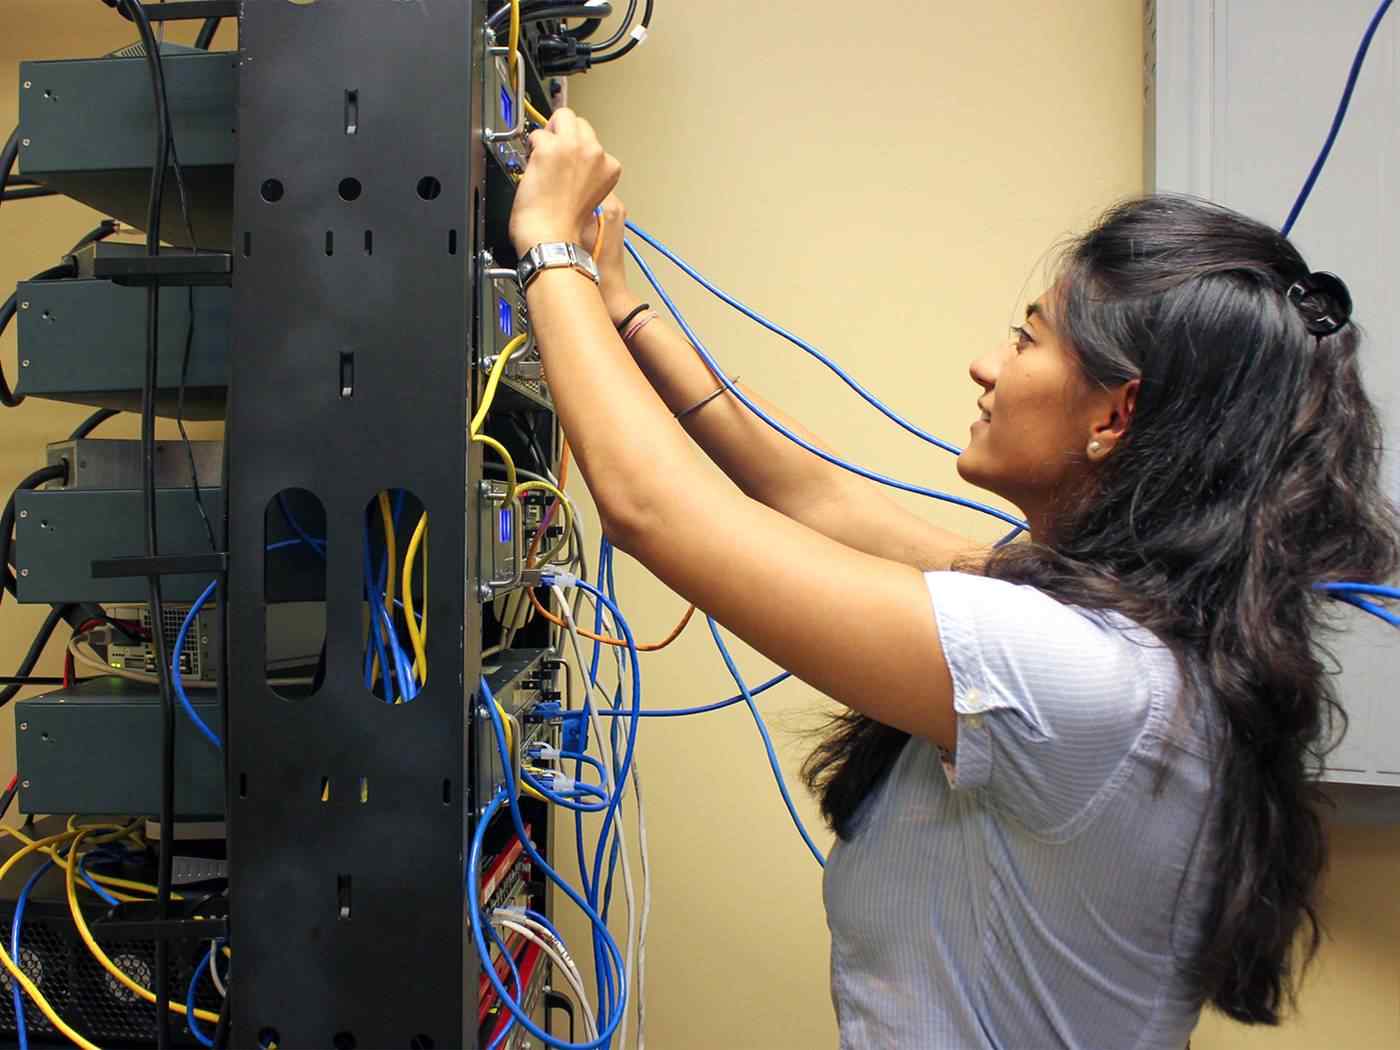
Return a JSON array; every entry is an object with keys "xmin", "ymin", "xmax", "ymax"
[{"xmin": 492, "ymin": 912, "xmax": 599, "ymax": 1041}]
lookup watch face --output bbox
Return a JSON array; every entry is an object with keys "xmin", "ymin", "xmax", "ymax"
[{"xmin": 539, "ymin": 242, "xmax": 572, "ymax": 267}]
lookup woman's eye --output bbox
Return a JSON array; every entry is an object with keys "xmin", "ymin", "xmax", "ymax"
[{"xmin": 1009, "ymin": 325, "xmax": 1032, "ymax": 351}]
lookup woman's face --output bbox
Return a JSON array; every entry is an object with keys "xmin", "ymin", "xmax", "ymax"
[{"xmin": 956, "ymin": 291, "xmax": 1126, "ymax": 533}]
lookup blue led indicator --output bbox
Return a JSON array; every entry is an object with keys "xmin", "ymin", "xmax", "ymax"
[
  {"xmin": 499, "ymin": 508, "xmax": 513, "ymax": 545},
  {"xmin": 498, "ymin": 296, "xmax": 513, "ymax": 337},
  {"xmin": 500, "ymin": 85, "xmax": 514, "ymax": 130}
]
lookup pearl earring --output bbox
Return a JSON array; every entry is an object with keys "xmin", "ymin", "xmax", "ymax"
[{"xmin": 1088, "ymin": 440, "xmax": 1103, "ymax": 456}]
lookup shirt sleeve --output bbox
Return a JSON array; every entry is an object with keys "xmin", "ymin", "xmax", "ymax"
[{"xmin": 924, "ymin": 571, "xmax": 1168, "ymax": 838}]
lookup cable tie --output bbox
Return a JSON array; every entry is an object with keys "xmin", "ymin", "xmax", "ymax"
[{"xmin": 630, "ymin": 25, "xmax": 648, "ymax": 44}]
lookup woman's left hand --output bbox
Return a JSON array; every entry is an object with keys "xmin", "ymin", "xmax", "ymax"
[{"xmin": 510, "ymin": 108, "xmax": 622, "ymax": 256}]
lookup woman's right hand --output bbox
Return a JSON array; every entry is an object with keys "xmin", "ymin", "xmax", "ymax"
[{"xmin": 584, "ymin": 193, "xmax": 642, "ymax": 326}]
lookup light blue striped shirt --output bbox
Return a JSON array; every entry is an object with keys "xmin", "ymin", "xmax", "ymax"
[{"xmin": 824, "ymin": 572, "xmax": 1219, "ymax": 1049}]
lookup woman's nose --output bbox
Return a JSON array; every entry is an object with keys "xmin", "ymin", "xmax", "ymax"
[{"xmin": 969, "ymin": 344, "xmax": 1007, "ymax": 391}]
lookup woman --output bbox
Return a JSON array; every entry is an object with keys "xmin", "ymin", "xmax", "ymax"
[{"xmin": 509, "ymin": 111, "xmax": 1400, "ymax": 1048}]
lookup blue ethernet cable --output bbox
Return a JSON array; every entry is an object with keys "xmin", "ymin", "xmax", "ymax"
[
  {"xmin": 362, "ymin": 528, "xmax": 393, "ymax": 694},
  {"xmin": 707, "ymin": 617, "xmax": 827, "ymax": 867},
  {"xmin": 468, "ymin": 747, "xmax": 626, "ymax": 1049},
  {"xmin": 560, "ymin": 750, "xmax": 609, "ymax": 781},
  {"xmin": 524, "ymin": 907, "xmax": 564, "ymax": 942},
  {"xmin": 1281, "ymin": 0, "xmax": 1394, "ymax": 236},
  {"xmin": 592, "ymin": 670, "xmax": 793, "ymax": 718},
  {"xmin": 597, "ymin": 547, "xmax": 632, "ymax": 1004},
  {"xmin": 624, "ymin": 239, "xmax": 1027, "ymax": 531},
  {"xmin": 576, "ymin": 540, "xmax": 615, "ymax": 1022},
  {"xmin": 174, "ymin": 580, "xmax": 222, "ymax": 750},
  {"xmin": 77, "ymin": 850, "xmax": 122, "ymax": 906},
  {"xmin": 1317, "ymin": 581, "xmax": 1400, "ymax": 600},
  {"xmin": 1315, "ymin": 582, "xmax": 1400, "ymax": 627},
  {"xmin": 625, "ymin": 220, "xmax": 964, "ymax": 455},
  {"xmin": 521, "ymin": 770, "xmax": 610, "ymax": 811},
  {"xmin": 11, "ymin": 858, "xmax": 54, "ymax": 1050},
  {"xmin": 480, "ymin": 676, "xmax": 630, "ymax": 1022},
  {"xmin": 485, "ymin": 922, "xmax": 524, "ymax": 1050},
  {"xmin": 275, "ymin": 494, "xmax": 326, "ymax": 557},
  {"xmin": 186, "ymin": 943, "xmax": 218, "ymax": 1048}
]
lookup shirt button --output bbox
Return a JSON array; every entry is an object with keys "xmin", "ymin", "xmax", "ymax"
[{"xmin": 965, "ymin": 713, "xmax": 985, "ymax": 730}]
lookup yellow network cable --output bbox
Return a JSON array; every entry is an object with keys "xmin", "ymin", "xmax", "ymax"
[
  {"xmin": 403, "ymin": 512, "xmax": 429, "ymax": 684},
  {"xmin": 473, "ymin": 434, "xmax": 519, "ymax": 500},
  {"xmin": 472, "ymin": 333, "xmax": 526, "ymax": 437},
  {"xmin": 0, "ymin": 823, "xmax": 165, "ymax": 902},
  {"xmin": 506, "ymin": 0, "xmax": 556, "ymax": 129},
  {"xmin": 64, "ymin": 829, "xmax": 222, "ymax": 1027},
  {"xmin": 509, "ymin": 0, "xmax": 520, "ymax": 67},
  {"xmin": 377, "ymin": 491, "xmax": 398, "ymax": 629},
  {"xmin": 0, "ymin": 829, "xmax": 106, "ymax": 1050}
]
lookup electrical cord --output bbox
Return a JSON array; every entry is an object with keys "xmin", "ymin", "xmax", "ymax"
[
  {"xmin": 1, "ymin": 229, "xmax": 119, "ymax": 409},
  {"xmin": 194, "ymin": 17, "xmax": 221, "ymax": 50},
  {"xmin": 588, "ymin": 0, "xmax": 652, "ymax": 63},
  {"xmin": 69, "ymin": 407, "xmax": 120, "ymax": 440},
  {"xmin": 580, "ymin": 0, "xmax": 636, "ymax": 50},
  {"xmin": 0, "ymin": 607, "xmax": 67, "ymax": 709},
  {"xmin": 2, "ymin": 187, "xmax": 57, "ymax": 202},
  {"xmin": 0, "ymin": 127, "xmax": 21, "ymax": 216},
  {"xmin": 111, "ymin": 4, "xmax": 197, "ymax": 1037}
]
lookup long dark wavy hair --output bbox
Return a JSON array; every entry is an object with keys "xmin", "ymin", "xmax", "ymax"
[{"xmin": 803, "ymin": 195, "xmax": 1400, "ymax": 1024}]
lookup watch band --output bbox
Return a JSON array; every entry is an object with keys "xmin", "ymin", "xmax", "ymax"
[{"xmin": 517, "ymin": 242, "xmax": 600, "ymax": 291}]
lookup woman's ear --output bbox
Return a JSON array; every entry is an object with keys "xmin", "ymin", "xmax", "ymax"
[{"xmin": 1087, "ymin": 379, "xmax": 1139, "ymax": 460}]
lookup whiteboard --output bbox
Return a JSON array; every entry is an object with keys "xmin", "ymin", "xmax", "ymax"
[{"xmin": 1149, "ymin": 0, "xmax": 1400, "ymax": 785}]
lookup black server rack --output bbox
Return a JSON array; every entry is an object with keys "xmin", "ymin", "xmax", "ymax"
[{"xmin": 6, "ymin": 2, "xmax": 570, "ymax": 1046}]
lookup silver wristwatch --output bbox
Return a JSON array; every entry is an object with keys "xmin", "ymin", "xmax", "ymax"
[{"xmin": 517, "ymin": 242, "xmax": 600, "ymax": 291}]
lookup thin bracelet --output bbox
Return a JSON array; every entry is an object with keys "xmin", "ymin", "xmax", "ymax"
[
  {"xmin": 622, "ymin": 311, "xmax": 658, "ymax": 345},
  {"xmin": 674, "ymin": 376, "xmax": 739, "ymax": 421},
  {"xmin": 614, "ymin": 303, "xmax": 650, "ymax": 333}
]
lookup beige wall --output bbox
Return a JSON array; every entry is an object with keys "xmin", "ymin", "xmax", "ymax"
[
  {"xmin": 568, "ymin": 3, "xmax": 1400, "ymax": 1049},
  {"xmin": 2, "ymin": 4, "xmax": 1396, "ymax": 1049}
]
